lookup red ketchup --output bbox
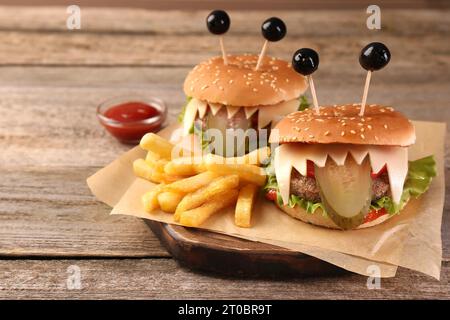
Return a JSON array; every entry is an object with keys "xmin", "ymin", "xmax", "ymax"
[{"xmin": 98, "ymin": 100, "xmax": 166, "ymax": 144}]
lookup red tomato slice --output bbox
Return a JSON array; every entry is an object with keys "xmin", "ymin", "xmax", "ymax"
[
  {"xmin": 306, "ymin": 160, "xmax": 315, "ymax": 178},
  {"xmin": 265, "ymin": 189, "xmax": 277, "ymax": 202},
  {"xmin": 363, "ymin": 208, "xmax": 387, "ymax": 224},
  {"xmin": 371, "ymin": 164, "xmax": 387, "ymax": 179}
]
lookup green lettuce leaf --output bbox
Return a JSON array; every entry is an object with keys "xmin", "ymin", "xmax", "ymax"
[
  {"xmin": 370, "ymin": 155, "xmax": 436, "ymax": 214},
  {"xmin": 178, "ymin": 96, "xmax": 192, "ymax": 124},
  {"xmin": 298, "ymin": 95, "xmax": 310, "ymax": 111},
  {"xmin": 193, "ymin": 122, "xmax": 210, "ymax": 150},
  {"xmin": 264, "ymin": 155, "xmax": 436, "ymax": 216}
]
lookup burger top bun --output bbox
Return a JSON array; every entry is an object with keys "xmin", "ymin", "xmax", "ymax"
[
  {"xmin": 270, "ymin": 104, "xmax": 416, "ymax": 147},
  {"xmin": 183, "ymin": 54, "xmax": 308, "ymax": 107}
]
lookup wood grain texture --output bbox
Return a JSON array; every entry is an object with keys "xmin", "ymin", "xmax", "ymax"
[
  {"xmin": 0, "ymin": 259, "xmax": 448, "ymax": 299},
  {"xmin": 146, "ymin": 221, "xmax": 343, "ymax": 277},
  {"xmin": 0, "ymin": 8, "xmax": 448, "ymax": 67},
  {"xmin": 0, "ymin": 7, "xmax": 448, "ymax": 298},
  {"xmin": 3, "ymin": 1, "xmax": 450, "ymax": 11}
]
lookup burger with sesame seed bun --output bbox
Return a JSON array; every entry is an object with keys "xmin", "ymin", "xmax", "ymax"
[
  {"xmin": 264, "ymin": 104, "xmax": 436, "ymax": 230},
  {"xmin": 178, "ymin": 54, "xmax": 308, "ymax": 156}
]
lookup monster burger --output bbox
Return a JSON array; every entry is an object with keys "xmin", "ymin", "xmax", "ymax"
[
  {"xmin": 264, "ymin": 44, "xmax": 436, "ymax": 230},
  {"xmin": 266, "ymin": 104, "xmax": 435, "ymax": 230},
  {"xmin": 178, "ymin": 14, "xmax": 308, "ymax": 156},
  {"xmin": 180, "ymin": 54, "xmax": 308, "ymax": 156}
]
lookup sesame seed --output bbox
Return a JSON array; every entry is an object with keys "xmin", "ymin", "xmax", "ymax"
[
  {"xmin": 253, "ymin": 88, "xmax": 258, "ymax": 92},
  {"xmin": 229, "ymin": 80, "xmax": 234, "ymax": 84},
  {"xmin": 324, "ymin": 131, "xmax": 330, "ymax": 136},
  {"xmin": 367, "ymin": 125, "xmax": 372, "ymax": 130},
  {"xmin": 286, "ymin": 78, "xmax": 289, "ymax": 82},
  {"xmin": 219, "ymin": 86, "xmax": 224, "ymax": 90},
  {"xmin": 201, "ymin": 85, "xmax": 208, "ymax": 90},
  {"xmin": 260, "ymin": 81, "xmax": 264, "ymax": 85},
  {"xmin": 384, "ymin": 124, "xmax": 388, "ymax": 129},
  {"xmin": 380, "ymin": 109, "xmax": 386, "ymax": 113},
  {"xmin": 341, "ymin": 131, "xmax": 345, "ymax": 136},
  {"xmin": 190, "ymin": 86, "xmax": 194, "ymax": 91},
  {"xmin": 315, "ymin": 119, "xmax": 324, "ymax": 122},
  {"xmin": 350, "ymin": 130, "xmax": 356, "ymax": 134},
  {"xmin": 375, "ymin": 135, "xmax": 379, "ymax": 141},
  {"xmin": 360, "ymin": 134, "xmax": 365, "ymax": 139},
  {"xmin": 360, "ymin": 128, "xmax": 365, "ymax": 132},
  {"xmin": 212, "ymin": 79, "xmax": 219, "ymax": 84},
  {"xmin": 227, "ymin": 69, "xmax": 232, "ymax": 73},
  {"xmin": 293, "ymin": 126, "xmax": 301, "ymax": 132},
  {"xmin": 304, "ymin": 127, "xmax": 309, "ymax": 131},
  {"xmin": 246, "ymin": 81, "xmax": 251, "ymax": 86},
  {"xmin": 309, "ymin": 134, "xmax": 315, "ymax": 138},
  {"xmin": 357, "ymin": 123, "xmax": 363, "ymax": 126},
  {"xmin": 341, "ymin": 122, "xmax": 347, "ymax": 126}
]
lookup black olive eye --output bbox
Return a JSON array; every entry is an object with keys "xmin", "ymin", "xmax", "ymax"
[
  {"xmin": 359, "ymin": 42, "xmax": 391, "ymax": 71},
  {"xmin": 261, "ymin": 17, "xmax": 286, "ymax": 42},
  {"xmin": 206, "ymin": 10, "xmax": 230, "ymax": 35},
  {"xmin": 292, "ymin": 48, "xmax": 319, "ymax": 76}
]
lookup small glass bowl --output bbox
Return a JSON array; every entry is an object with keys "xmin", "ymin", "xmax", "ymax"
[{"xmin": 96, "ymin": 95, "xmax": 167, "ymax": 144}]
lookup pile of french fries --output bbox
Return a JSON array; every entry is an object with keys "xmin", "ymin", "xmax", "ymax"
[{"xmin": 133, "ymin": 133, "xmax": 269, "ymax": 228}]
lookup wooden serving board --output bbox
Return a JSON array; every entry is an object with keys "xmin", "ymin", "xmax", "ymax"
[{"xmin": 145, "ymin": 221, "xmax": 343, "ymax": 277}]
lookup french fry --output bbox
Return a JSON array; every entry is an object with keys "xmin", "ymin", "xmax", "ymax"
[
  {"xmin": 157, "ymin": 191, "xmax": 184, "ymax": 213},
  {"xmin": 179, "ymin": 189, "xmax": 238, "ymax": 227},
  {"xmin": 200, "ymin": 147, "xmax": 270, "ymax": 166},
  {"xmin": 142, "ymin": 184, "xmax": 165, "ymax": 212},
  {"xmin": 174, "ymin": 174, "xmax": 239, "ymax": 221},
  {"xmin": 239, "ymin": 147, "xmax": 271, "ymax": 165},
  {"xmin": 147, "ymin": 158, "xmax": 169, "ymax": 172},
  {"xmin": 164, "ymin": 157, "xmax": 206, "ymax": 176},
  {"xmin": 161, "ymin": 174, "xmax": 185, "ymax": 183},
  {"xmin": 163, "ymin": 171, "xmax": 219, "ymax": 193},
  {"xmin": 133, "ymin": 159, "xmax": 153, "ymax": 181},
  {"xmin": 145, "ymin": 150, "xmax": 161, "ymax": 163},
  {"xmin": 204, "ymin": 155, "xmax": 266, "ymax": 186},
  {"xmin": 140, "ymin": 133, "xmax": 174, "ymax": 159},
  {"xmin": 235, "ymin": 184, "xmax": 258, "ymax": 228}
]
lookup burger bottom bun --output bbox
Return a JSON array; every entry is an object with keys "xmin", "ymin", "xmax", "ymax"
[{"xmin": 276, "ymin": 203, "xmax": 395, "ymax": 230}]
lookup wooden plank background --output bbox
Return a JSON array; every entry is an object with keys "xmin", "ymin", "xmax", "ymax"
[
  {"xmin": 0, "ymin": 6, "xmax": 448, "ymax": 299},
  {"xmin": 2, "ymin": 0, "xmax": 450, "ymax": 10}
]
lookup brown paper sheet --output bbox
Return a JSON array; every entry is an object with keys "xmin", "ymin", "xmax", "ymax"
[{"xmin": 87, "ymin": 121, "xmax": 445, "ymax": 279}]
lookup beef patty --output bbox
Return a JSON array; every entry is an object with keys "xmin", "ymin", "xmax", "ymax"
[{"xmin": 289, "ymin": 169, "xmax": 390, "ymax": 202}]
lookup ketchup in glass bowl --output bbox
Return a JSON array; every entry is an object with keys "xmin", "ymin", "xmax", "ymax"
[{"xmin": 97, "ymin": 95, "xmax": 167, "ymax": 144}]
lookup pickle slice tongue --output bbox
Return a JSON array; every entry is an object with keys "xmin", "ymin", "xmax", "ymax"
[{"xmin": 315, "ymin": 157, "xmax": 372, "ymax": 230}]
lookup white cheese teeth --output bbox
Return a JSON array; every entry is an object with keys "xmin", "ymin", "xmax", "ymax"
[
  {"xmin": 182, "ymin": 98, "xmax": 300, "ymax": 135},
  {"xmin": 274, "ymin": 143, "xmax": 408, "ymax": 206}
]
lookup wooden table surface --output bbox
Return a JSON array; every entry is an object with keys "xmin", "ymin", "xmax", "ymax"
[{"xmin": 0, "ymin": 6, "xmax": 449, "ymax": 299}]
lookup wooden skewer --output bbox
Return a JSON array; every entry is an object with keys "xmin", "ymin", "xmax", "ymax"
[
  {"xmin": 255, "ymin": 40, "xmax": 268, "ymax": 71},
  {"xmin": 359, "ymin": 71, "xmax": 372, "ymax": 116},
  {"xmin": 308, "ymin": 75, "xmax": 320, "ymax": 114},
  {"xmin": 219, "ymin": 36, "xmax": 228, "ymax": 65}
]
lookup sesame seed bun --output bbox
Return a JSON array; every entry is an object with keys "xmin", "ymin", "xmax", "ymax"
[
  {"xmin": 183, "ymin": 54, "xmax": 308, "ymax": 107},
  {"xmin": 276, "ymin": 202, "xmax": 395, "ymax": 230},
  {"xmin": 270, "ymin": 104, "xmax": 415, "ymax": 147}
]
